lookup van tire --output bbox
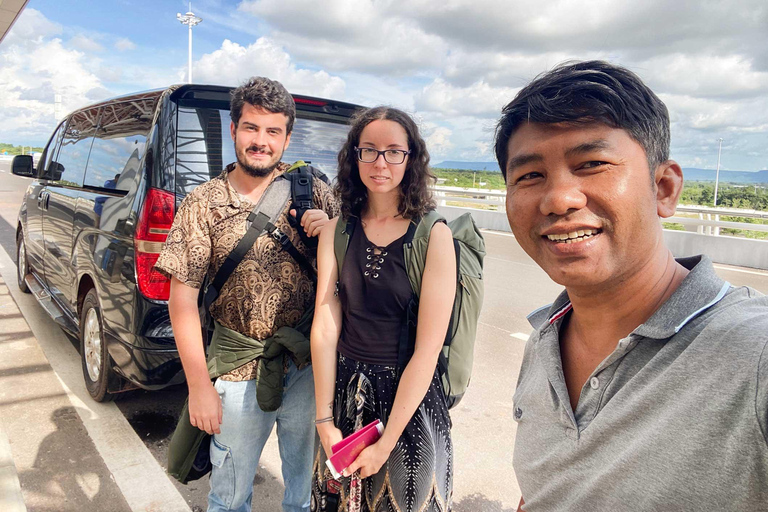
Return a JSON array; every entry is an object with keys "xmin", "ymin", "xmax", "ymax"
[
  {"xmin": 16, "ymin": 231, "xmax": 31, "ymax": 294},
  {"xmin": 80, "ymin": 288, "xmax": 119, "ymax": 402}
]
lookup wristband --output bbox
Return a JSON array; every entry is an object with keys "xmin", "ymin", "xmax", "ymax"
[{"xmin": 315, "ymin": 416, "xmax": 334, "ymax": 425}]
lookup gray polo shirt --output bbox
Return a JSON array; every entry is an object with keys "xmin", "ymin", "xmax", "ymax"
[{"xmin": 513, "ymin": 255, "xmax": 768, "ymax": 512}]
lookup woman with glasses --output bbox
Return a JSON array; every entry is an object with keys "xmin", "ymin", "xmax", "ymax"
[{"xmin": 310, "ymin": 106, "xmax": 456, "ymax": 511}]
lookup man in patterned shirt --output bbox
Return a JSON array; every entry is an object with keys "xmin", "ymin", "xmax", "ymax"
[{"xmin": 156, "ymin": 77, "xmax": 339, "ymax": 512}]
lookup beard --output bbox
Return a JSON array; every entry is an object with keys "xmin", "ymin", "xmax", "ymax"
[{"xmin": 235, "ymin": 143, "xmax": 283, "ymax": 178}]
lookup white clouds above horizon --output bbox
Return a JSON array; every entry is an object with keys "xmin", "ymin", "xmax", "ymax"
[
  {"xmin": 2, "ymin": 1, "xmax": 768, "ymax": 170},
  {"xmin": 193, "ymin": 38, "xmax": 346, "ymax": 98},
  {"xmin": 114, "ymin": 38, "xmax": 136, "ymax": 51}
]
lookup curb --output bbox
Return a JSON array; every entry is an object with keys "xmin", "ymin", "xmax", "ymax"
[
  {"xmin": 0, "ymin": 427, "xmax": 26, "ymax": 512},
  {"xmin": 0, "ymin": 246, "xmax": 191, "ymax": 512}
]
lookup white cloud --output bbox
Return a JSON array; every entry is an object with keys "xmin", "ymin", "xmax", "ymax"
[
  {"xmin": 423, "ymin": 125, "xmax": 454, "ymax": 158},
  {"xmin": 237, "ymin": 0, "xmax": 447, "ymax": 74},
  {"xmin": 69, "ymin": 34, "xmax": 104, "ymax": 52},
  {"xmin": 414, "ymin": 78, "xmax": 518, "ymax": 118},
  {"xmin": 114, "ymin": 38, "xmax": 136, "ymax": 51},
  {"xmin": 640, "ymin": 54, "xmax": 768, "ymax": 100},
  {"xmin": 0, "ymin": 10, "xmax": 106, "ymax": 144},
  {"xmin": 1, "ymin": 8, "xmax": 61, "ymax": 45},
  {"xmin": 193, "ymin": 38, "xmax": 346, "ymax": 98}
]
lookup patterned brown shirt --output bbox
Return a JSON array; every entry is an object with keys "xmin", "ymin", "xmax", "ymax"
[{"xmin": 155, "ymin": 163, "xmax": 339, "ymax": 381}]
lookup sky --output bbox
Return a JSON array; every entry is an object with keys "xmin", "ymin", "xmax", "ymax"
[{"xmin": 1, "ymin": 0, "xmax": 767, "ymax": 171}]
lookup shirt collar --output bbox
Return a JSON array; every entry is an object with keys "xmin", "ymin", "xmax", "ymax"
[{"xmin": 527, "ymin": 255, "xmax": 731, "ymax": 339}]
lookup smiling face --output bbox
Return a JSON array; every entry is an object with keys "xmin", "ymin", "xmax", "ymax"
[
  {"xmin": 230, "ymin": 103, "xmax": 291, "ymax": 178},
  {"xmin": 505, "ymin": 122, "xmax": 675, "ymax": 292},
  {"xmin": 357, "ymin": 119, "xmax": 409, "ymax": 199}
]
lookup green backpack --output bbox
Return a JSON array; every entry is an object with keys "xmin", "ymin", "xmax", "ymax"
[{"xmin": 334, "ymin": 211, "xmax": 485, "ymax": 408}]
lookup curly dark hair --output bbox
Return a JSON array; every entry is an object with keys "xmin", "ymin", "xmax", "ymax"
[
  {"xmin": 336, "ymin": 106, "xmax": 436, "ymax": 220},
  {"xmin": 230, "ymin": 76, "xmax": 296, "ymax": 133}
]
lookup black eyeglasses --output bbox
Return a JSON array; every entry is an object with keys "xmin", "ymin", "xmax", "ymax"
[{"xmin": 354, "ymin": 147, "xmax": 411, "ymax": 165}]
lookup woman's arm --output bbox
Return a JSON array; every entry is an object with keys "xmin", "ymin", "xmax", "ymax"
[
  {"xmin": 344, "ymin": 222, "xmax": 456, "ymax": 478},
  {"xmin": 311, "ymin": 216, "xmax": 345, "ymax": 456}
]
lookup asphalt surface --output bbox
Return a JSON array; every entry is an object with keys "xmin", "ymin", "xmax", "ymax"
[{"xmin": 0, "ymin": 161, "xmax": 767, "ymax": 511}]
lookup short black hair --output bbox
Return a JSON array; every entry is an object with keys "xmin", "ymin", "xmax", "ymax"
[
  {"xmin": 494, "ymin": 60, "xmax": 670, "ymax": 180},
  {"xmin": 230, "ymin": 76, "xmax": 296, "ymax": 133}
]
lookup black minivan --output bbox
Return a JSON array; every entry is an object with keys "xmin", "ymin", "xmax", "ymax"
[{"xmin": 13, "ymin": 84, "xmax": 361, "ymax": 401}]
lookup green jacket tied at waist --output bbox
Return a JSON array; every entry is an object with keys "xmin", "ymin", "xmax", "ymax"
[{"xmin": 207, "ymin": 309, "xmax": 312, "ymax": 412}]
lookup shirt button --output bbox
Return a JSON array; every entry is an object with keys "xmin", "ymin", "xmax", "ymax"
[
  {"xmin": 590, "ymin": 377, "xmax": 600, "ymax": 390},
  {"xmin": 514, "ymin": 407, "xmax": 523, "ymax": 420}
]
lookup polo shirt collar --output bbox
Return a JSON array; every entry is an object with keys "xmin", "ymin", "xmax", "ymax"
[
  {"xmin": 527, "ymin": 255, "xmax": 731, "ymax": 339},
  {"xmin": 633, "ymin": 255, "xmax": 730, "ymax": 339}
]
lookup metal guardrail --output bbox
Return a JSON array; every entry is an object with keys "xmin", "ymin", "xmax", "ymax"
[{"xmin": 432, "ymin": 186, "xmax": 768, "ymax": 235}]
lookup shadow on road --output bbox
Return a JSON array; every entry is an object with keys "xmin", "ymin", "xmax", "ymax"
[
  {"xmin": 0, "ymin": 212, "xmax": 18, "ymax": 263},
  {"xmin": 18, "ymin": 406, "xmax": 132, "ymax": 512},
  {"xmin": 453, "ymin": 492, "xmax": 517, "ymax": 512}
]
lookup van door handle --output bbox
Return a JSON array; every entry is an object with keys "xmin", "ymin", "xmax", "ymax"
[{"xmin": 38, "ymin": 191, "xmax": 50, "ymax": 210}]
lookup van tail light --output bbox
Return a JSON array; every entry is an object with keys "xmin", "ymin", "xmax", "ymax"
[{"xmin": 135, "ymin": 187, "xmax": 175, "ymax": 300}]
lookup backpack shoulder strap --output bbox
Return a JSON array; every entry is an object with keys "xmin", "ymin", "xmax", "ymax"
[
  {"xmin": 333, "ymin": 215, "xmax": 356, "ymax": 278},
  {"xmin": 201, "ymin": 178, "xmax": 292, "ymax": 311},
  {"xmin": 412, "ymin": 210, "xmax": 446, "ymax": 241}
]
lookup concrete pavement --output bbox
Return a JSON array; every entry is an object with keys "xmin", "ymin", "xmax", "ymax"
[{"xmin": 0, "ymin": 246, "xmax": 190, "ymax": 511}]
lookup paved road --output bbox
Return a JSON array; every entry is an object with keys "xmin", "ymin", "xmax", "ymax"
[{"xmin": 0, "ymin": 169, "xmax": 766, "ymax": 511}]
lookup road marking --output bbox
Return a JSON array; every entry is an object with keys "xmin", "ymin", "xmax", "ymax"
[
  {"xmin": 712, "ymin": 264, "xmax": 768, "ymax": 277},
  {"xmin": 0, "ymin": 248, "xmax": 191, "ymax": 512},
  {"xmin": 511, "ymin": 332, "xmax": 530, "ymax": 341}
]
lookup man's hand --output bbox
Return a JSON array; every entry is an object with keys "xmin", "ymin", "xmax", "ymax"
[
  {"xmin": 290, "ymin": 208, "xmax": 329, "ymax": 238},
  {"xmin": 189, "ymin": 380, "xmax": 223, "ymax": 435},
  {"xmin": 316, "ymin": 421, "xmax": 344, "ymax": 459},
  {"xmin": 342, "ymin": 439, "xmax": 392, "ymax": 478}
]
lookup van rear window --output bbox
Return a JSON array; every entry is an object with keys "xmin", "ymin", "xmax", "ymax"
[{"xmin": 174, "ymin": 106, "xmax": 351, "ymax": 197}]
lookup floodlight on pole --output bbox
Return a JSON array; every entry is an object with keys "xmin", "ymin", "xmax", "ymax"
[
  {"xmin": 713, "ymin": 137, "xmax": 724, "ymax": 207},
  {"xmin": 177, "ymin": 4, "xmax": 202, "ymax": 84}
]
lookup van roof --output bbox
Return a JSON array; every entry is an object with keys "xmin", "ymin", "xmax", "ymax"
[{"xmin": 65, "ymin": 84, "xmax": 364, "ymax": 121}]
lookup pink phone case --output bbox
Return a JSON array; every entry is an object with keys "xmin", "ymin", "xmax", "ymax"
[{"xmin": 331, "ymin": 419, "xmax": 381, "ymax": 454}]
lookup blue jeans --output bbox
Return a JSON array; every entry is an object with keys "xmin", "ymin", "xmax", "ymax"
[{"xmin": 207, "ymin": 361, "xmax": 315, "ymax": 512}]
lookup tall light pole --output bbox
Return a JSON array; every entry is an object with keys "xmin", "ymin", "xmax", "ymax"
[
  {"xmin": 713, "ymin": 137, "xmax": 724, "ymax": 207},
  {"xmin": 177, "ymin": 4, "xmax": 202, "ymax": 84}
]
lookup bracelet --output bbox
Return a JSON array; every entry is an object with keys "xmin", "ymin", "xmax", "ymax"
[{"xmin": 315, "ymin": 417, "xmax": 334, "ymax": 425}]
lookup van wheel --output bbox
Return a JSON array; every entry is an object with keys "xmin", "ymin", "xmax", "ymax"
[
  {"xmin": 80, "ymin": 288, "xmax": 119, "ymax": 402},
  {"xmin": 16, "ymin": 231, "xmax": 31, "ymax": 294}
]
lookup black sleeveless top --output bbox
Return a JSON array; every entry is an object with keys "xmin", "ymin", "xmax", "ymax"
[{"xmin": 337, "ymin": 222, "xmax": 413, "ymax": 365}]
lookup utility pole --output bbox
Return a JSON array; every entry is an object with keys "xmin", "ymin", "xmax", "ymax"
[
  {"xmin": 713, "ymin": 137, "xmax": 724, "ymax": 207},
  {"xmin": 177, "ymin": 4, "xmax": 202, "ymax": 84}
]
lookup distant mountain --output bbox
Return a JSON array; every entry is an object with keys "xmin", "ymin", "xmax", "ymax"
[
  {"xmin": 434, "ymin": 161, "xmax": 501, "ymax": 172},
  {"xmin": 434, "ymin": 161, "xmax": 768, "ymax": 183},
  {"xmin": 682, "ymin": 168, "xmax": 768, "ymax": 184}
]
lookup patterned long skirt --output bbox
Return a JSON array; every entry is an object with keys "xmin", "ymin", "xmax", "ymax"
[{"xmin": 312, "ymin": 353, "xmax": 453, "ymax": 512}]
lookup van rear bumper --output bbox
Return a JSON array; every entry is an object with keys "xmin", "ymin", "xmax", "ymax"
[{"xmin": 105, "ymin": 330, "xmax": 185, "ymax": 390}]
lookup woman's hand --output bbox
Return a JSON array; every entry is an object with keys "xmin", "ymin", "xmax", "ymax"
[
  {"xmin": 343, "ymin": 439, "xmax": 393, "ymax": 478},
  {"xmin": 317, "ymin": 421, "xmax": 344, "ymax": 458}
]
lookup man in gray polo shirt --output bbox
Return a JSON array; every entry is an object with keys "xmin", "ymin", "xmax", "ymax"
[{"xmin": 494, "ymin": 60, "xmax": 768, "ymax": 512}]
